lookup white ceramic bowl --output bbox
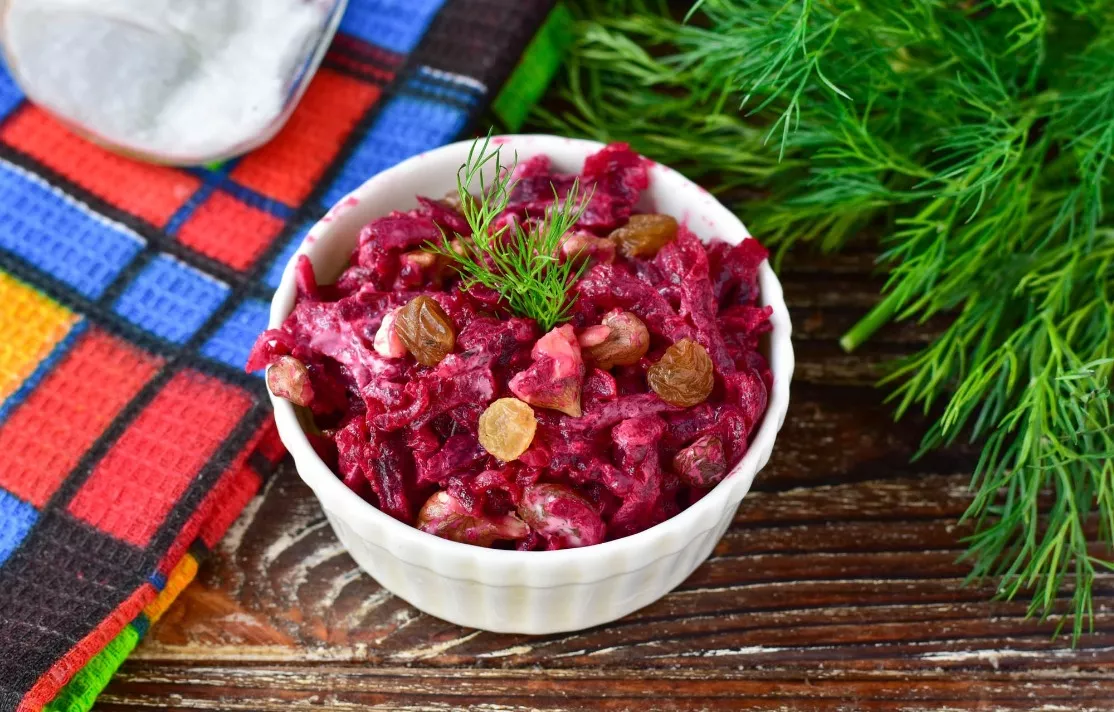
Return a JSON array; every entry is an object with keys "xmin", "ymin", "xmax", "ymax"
[{"xmin": 268, "ymin": 135, "xmax": 794, "ymax": 634}]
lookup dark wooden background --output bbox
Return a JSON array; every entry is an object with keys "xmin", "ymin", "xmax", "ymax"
[{"xmin": 98, "ymin": 246, "xmax": 1114, "ymax": 711}]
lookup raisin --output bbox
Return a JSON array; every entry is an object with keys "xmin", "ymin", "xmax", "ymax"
[
  {"xmin": 479, "ymin": 397, "xmax": 538, "ymax": 461},
  {"xmin": 395, "ymin": 295, "xmax": 455, "ymax": 366},
  {"xmin": 580, "ymin": 310, "xmax": 650, "ymax": 369},
  {"xmin": 647, "ymin": 339, "xmax": 715, "ymax": 407},
  {"xmin": 609, "ymin": 213, "xmax": 678, "ymax": 258}
]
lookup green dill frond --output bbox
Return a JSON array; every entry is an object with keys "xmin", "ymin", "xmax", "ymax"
[
  {"xmin": 539, "ymin": 0, "xmax": 1114, "ymax": 640},
  {"xmin": 425, "ymin": 135, "xmax": 591, "ymax": 331}
]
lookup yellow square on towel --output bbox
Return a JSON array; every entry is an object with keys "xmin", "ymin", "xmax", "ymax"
[{"xmin": 0, "ymin": 272, "xmax": 78, "ymax": 403}]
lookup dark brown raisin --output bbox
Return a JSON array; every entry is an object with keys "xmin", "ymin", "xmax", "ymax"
[
  {"xmin": 395, "ymin": 295, "xmax": 455, "ymax": 366},
  {"xmin": 647, "ymin": 338, "xmax": 714, "ymax": 407},
  {"xmin": 609, "ymin": 213, "xmax": 678, "ymax": 258}
]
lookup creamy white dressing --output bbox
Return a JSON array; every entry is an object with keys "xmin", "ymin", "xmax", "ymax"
[
  {"xmin": 373, "ymin": 308, "xmax": 406, "ymax": 359},
  {"xmin": 2, "ymin": 0, "xmax": 332, "ymax": 163}
]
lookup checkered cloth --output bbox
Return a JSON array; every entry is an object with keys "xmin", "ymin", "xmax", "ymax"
[{"xmin": 0, "ymin": 2, "xmax": 566, "ymax": 710}]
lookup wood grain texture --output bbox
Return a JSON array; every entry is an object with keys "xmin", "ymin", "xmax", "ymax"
[{"xmin": 98, "ymin": 246, "xmax": 1114, "ymax": 711}]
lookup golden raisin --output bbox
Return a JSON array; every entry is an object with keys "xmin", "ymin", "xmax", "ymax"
[
  {"xmin": 647, "ymin": 339, "xmax": 715, "ymax": 407},
  {"xmin": 609, "ymin": 213, "xmax": 678, "ymax": 258},
  {"xmin": 581, "ymin": 311, "xmax": 650, "ymax": 369},
  {"xmin": 395, "ymin": 295, "xmax": 455, "ymax": 366},
  {"xmin": 479, "ymin": 397, "xmax": 538, "ymax": 461}
]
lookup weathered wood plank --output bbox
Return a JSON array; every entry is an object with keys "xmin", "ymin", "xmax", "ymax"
[
  {"xmin": 107, "ymin": 453, "xmax": 1113, "ymax": 708},
  {"xmin": 98, "ymin": 665, "xmax": 1114, "ymax": 711}
]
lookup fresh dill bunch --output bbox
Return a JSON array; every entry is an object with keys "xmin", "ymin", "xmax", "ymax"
[
  {"xmin": 538, "ymin": 0, "xmax": 1114, "ymax": 639},
  {"xmin": 425, "ymin": 135, "xmax": 592, "ymax": 331}
]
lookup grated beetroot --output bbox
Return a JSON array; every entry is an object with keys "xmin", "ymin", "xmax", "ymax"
[{"xmin": 249, "ymin": 143, "xmax": 772, "ymax": 550}]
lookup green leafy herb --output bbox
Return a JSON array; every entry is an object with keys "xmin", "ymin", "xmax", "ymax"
[
  {"xmin": 426, "ymin": 135, "xmax": 592, "ymax": 331},
  {"xmin": 537, "ymin": 0, "xmax": 1114, "ymax": 639}
]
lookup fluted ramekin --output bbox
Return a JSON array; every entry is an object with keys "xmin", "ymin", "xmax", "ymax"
[{"xmin": 267, "ymin": 135, "xmax": 794, "ymax": 634}]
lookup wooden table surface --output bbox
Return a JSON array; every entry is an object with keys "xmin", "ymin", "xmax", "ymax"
[{"xmin": 98, "ymin": 246, "xmax": 1114, "ymax": 711}]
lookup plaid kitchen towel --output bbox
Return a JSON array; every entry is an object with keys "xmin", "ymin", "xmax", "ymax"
[{"xmin": 0, "ymin": 1, "xmax": 568, "ymax": 710}]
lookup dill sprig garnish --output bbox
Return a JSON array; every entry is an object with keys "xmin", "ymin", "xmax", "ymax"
[
  {"xmin": 538, "ymin": 0, "xmax": 1114, "ymax": 640},
  {"xmin": 425, "ymin": 135, "xmax": 592, "ymax": 331}
]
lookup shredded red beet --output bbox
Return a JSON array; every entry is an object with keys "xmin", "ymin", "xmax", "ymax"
[{"xmin": 249, "ymin": 143, "xmax": 771, "ymax": 550}]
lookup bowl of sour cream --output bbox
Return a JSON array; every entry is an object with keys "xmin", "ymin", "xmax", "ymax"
[{"xmin": 1, "ymin": 0, "xmax": 347, "ymax": 165}]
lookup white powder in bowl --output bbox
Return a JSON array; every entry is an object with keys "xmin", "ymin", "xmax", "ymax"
[{"xmin": 2, "ymin": 0, "xmax": 332, "ymax": 163}]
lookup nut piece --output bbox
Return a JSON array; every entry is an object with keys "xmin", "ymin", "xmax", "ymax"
[
  {"xmin": 267, "ymin": 356, "xmax": 313, "ymax": 407},
  {"xmin": 672, "ymin": 434, "xmax": 728, "ymax": 487},
  {"xmin": 399, "ymin": 250, "xmax": 453, "ymax": 287},
  {"xmin": 395, "ymin": 295, "xmax": 456, "ymax": 366},
  {"xmin": 479, "ymin": 397, "xmax": 538, "ymax": 461},
  {"xmin": 609, "ymin": 213, "xmax": 678, "ymax": 258},
  {"xmin": 647, "ymin": 339, "xmax": 715, "ymax": 407},
  {"xmin": 401, "ymin": 250, "xmax": 438, "ymax": 270},
  {"xmin": 560, "ymin": 230, "xmax": 616, "ymax": 264},
  {"xmin": 517, "ymin": 483, "xmax": 606, "ymax": 549},
  {"xmin": 417, "ymin": 490, "xmax": 529, "ymax": 546},
  {"xmin": 440, "ymin": 189, "xmax": 480, "ymax": 215},
  {"xmin": 580, "ymin": 310, "xmax": 650, "ymax": 369},
  {"xmin": 578, "ymin": 325, "xmax": 610, "ymax": 348},
  {"xmin": 509, "ymin": 325, "xmax": 585, "ymax": 417}
]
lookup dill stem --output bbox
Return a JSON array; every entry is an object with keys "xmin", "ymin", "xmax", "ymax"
[{"xmin": 841, "ymin": 288, "xmax": 901, "ymax": 352}]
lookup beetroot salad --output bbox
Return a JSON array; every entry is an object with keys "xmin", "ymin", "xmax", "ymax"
[{"xmin": 248, "ymin": 142, "xmax": 773, "ymax": 551}]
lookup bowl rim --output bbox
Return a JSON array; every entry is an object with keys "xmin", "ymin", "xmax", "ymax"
[{"xmin": 267, "ymin": 133, "xmax": 795, "ymax": 573}]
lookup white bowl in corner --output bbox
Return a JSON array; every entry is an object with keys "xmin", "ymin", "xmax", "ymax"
[{"xmin": 268, "ymin": 134, "xmax": 794, "ymax": 634}]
